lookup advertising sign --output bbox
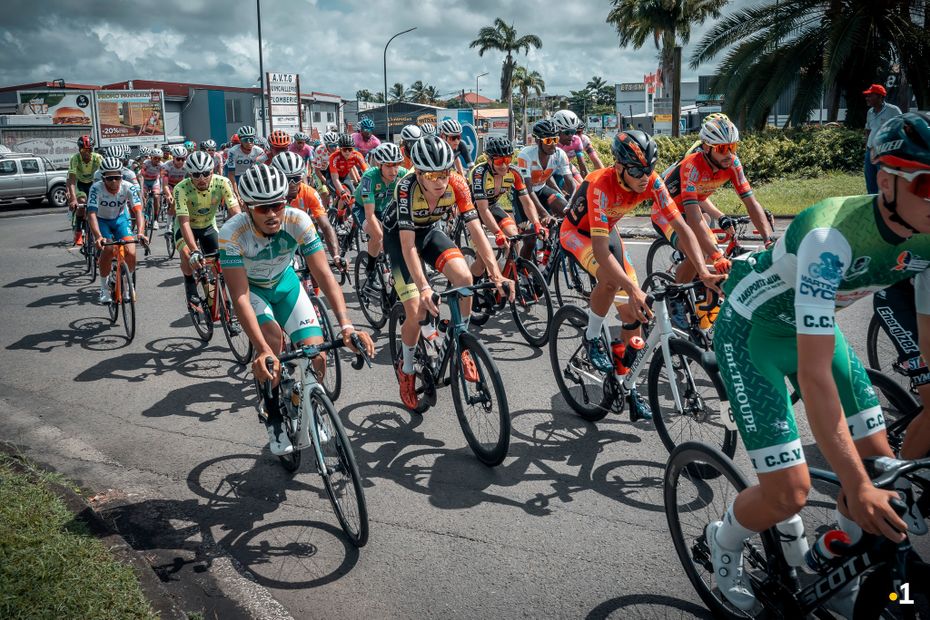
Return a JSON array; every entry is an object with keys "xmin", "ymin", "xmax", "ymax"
[
  {"xmin": 618, "ymin": 82, "xmax": 645, "ymax": 93},
  {"xmin": 94, "ymin": 90, "xmax": 166, "ymax": 145},
  {"xmin": 17, "ymin": 90, "xmax": 96, "ymax": 128},
  {"xmin": 0, "ymin": 128, "xmax": 87, "ymax": 168},
  {"xmin": 587, "ymin": 116, "xmax": 603, "ymax": 129},
  {"xmin": 267, "ymin": 73, "xmax": 302, "ymax": 134}
]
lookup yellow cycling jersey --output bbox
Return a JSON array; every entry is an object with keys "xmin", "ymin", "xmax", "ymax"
[{"xmin": 173, "ymin": 176, "xmax": 239, "ymax": 229}]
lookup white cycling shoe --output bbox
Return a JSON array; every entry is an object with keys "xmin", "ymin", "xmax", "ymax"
[
  {"xmin": 98, "ymin": 288, "xmax": 112, "ymax": 304},
  {"xmin": 706, "ymin": 521, "xmax": 756, "ymax": 611},
  {"xmin": 265, "ymin": 419, "xmax": 293, "ymax": 456}
]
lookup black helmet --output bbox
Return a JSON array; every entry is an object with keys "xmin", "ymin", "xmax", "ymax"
[
  {"xmin": 532, "ymin": 119, "xmax": 558, "ymax": 140},
  {"xmin": 611, "ymin": 130, "xmax": 658, "ymax": 170},
  {"xmin": 485, "ymin": 136, "xmax": 513, "ymax": 158},
  {"xmin": 337, "ymin": 133, "xmax": 353, "ymax": 149},
  {"xmin": 872, "ymin": 112, "xmax": 930, "ymax": 171}
]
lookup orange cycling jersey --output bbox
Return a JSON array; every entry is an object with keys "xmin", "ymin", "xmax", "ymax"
[
  {"xmin": 564, "ymin": 167, "xmax": 680, "ymax": 236},
  {"xmin": 662, "ymin": 150, "xmax": 753, "ymax": 209},
  {"xmin": 328, "ymin": 150, "xmax": 367, "ymax": 179},
  {"xmin": 289, "ymin": 182, "xmax": 326, "ymax": 219}
]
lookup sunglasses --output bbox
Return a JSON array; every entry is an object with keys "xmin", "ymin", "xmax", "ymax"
[
  {"xmin": 883, "ymin": 167, "xmax": 930, "ymax": 199},
  {"xmin": 174, "ymin": 157, "xmax": 185, "ymax": 162},
  {"xmin": 103, "ymin": 175, "xmax": 122, "ymax": 182},
  {"xmin": 252, "ymin": 201, "xmax": 286, "ymax": 214},
  {"xmin": 286, "ymin": 174, "xmax": 302, "ymax": 185},
  {"xmin": 539, "ymin": 137, "xmax": 559, "ymax": 145},
  {"xmin": 241, "ymin": 137, "xmax": 255, "ymax": 144},
  {"xmin": 445, "ymin": 135, "xmax": 462, "ymax": 142},
  {"xmin": 714, "ymin": 143, "xmax": 739, "ymax": 155},
  {"xmin": 419, "ymin": 169, "xmax": 452, "ymax": 182},
  {"xmin": 190, "ymin": 171, "xmax": 211, "ymax": 179},
  {"xmin": 340, "ymin": 147, "xmax": 353, "ymax": 153},
  {"xmin": 617, "ymin": 163, "xmax": 652, "ymax": 180},
  {"xmin": 492, "ymin": 156, "xmax": 513, "ymax": 167}
]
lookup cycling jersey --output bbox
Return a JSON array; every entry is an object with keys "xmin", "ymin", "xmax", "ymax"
[
  {"xmin": 160, "ymin": 161, "xmax": 187, "ymax": 188},
  {"xmin": 515, "ymin": 145, "xmax": 571, "ymax": 191},
  {"xmin": 467, "ymin": 162, "xmax": 528, "ymax": 210},
  {"xmin": 219, "ymin": 208, "xmax": 323, "ymax": 288},
  {"xmin": 557, "ymin": 135, "xmax": 585, "ymax": 160},
  {"xmin": 578, "ymin": 133, "xmax": 594, "ymax": 154},
  {"xmin": 255, "ymin": 148, "xmax": 288, "ymax": 165},
  {"xmin": 173, "ymin": 176, "xmax": 239, "ymax": 229},
  {"xmin": 225, "ymin": 144, "xmax": 265, "ymax": 179},
  {"xmin": 139, "ymin": 159, "xmax": 162, "ymax": 182},
  {"xmin": 288, "ymin": 143, "xmax": 314, "ymax": 166},
  {"xmin": 382, "ymin": 172, "xmax": 477, "ymax": 232},
  {"xmin": 354, "ymin": 166, "xmax": 409, "ymax": 216},
  {"xmin": 211, "ymin": 152, "xmax": 224, "ymax": 173},
  {"xmin": 68, "ymin": 152, "xmax": 103, "ymax": 184},
  {"xmin": 663, "ymin": 150, "xmax": 753, "ymax": 210},
  {"xmin": 86, "ymin": 179, "xmax": 142, "ymax": 220},
  {"xmin": 93, "ymin": 167, "xmax": 139, "ymax": 185},
  {"xmin": 289, "ymin": 182, "xmax": 326, "ymax": 219},
  {"xmin": 351, "ymin": 133, "xmax": 381, "ymax": 156},
  {"xmin": 328, "ymin": 150, "xmax": 367, "ymax": 179}
]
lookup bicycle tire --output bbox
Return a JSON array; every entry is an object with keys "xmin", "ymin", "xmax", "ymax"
[
  {"xmin": 354, "ymin": 255, "xmax": 388, "ymax": 330},
  {"xmin": 217, "ymin": 277, "xmax": 253, "ymax": 365},
  {"xmin": 310, "ymin": 296, "xmax": 342, "ymax": 402},
  {"xmin": 120, "ymin": 262, "xmax": 136, "ymax": 341},
  {"xmin": 188, "ymin": 276, "xmax": 214, "ymax": 342},
  {"xmin": 867, "ymin": 368, "xmax": 921, "ymax": 456},
  {"xmin": 648, "ymin": 338, "xmax": 736, "ymax": 471},
  {"xmin": 511, "ymin": 257, "xmax": 553, "ymax": 347},
  {"xmin": 164, "ymin": 227, "xmax": 176, "ymax": 259},
  {"xmin": 311, "ymin": 389, "xmax": 369, "ymax": 546},
  {"xmin": 107, "ymin": 268, "xmax": 118, "ymax": 324},
  {"xmin": 278, "ymin": 413, "xmax": 301, "ymax": 473},
  {"xmin": 144, "ymin": 210, "xmax": 155, "ymax": 246},
  {"xmin": 548, "ymin": 304, "xmax": 611, "ymax": 421},
  {"xmin": 866, "ymin": 313, "xmax": 912, "ymax": 396},
  {"xmin": 450, "ymin": 331, "xmax": 511, "ymax": 466},
  {"xmin": 553, "ymin": 254, "xmax": 593, "ymax": 308},
  {"xmin": 646, "ymin": 237, "xmax": 680, "ymax": 277}
]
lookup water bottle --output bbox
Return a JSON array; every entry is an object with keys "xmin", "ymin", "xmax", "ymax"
[
  {"xmin": 804, "ymin": 529, "xmax": 851, "ymax": 573},
  {"xmin": 535, "ymin": 238, "xmax": 545, "ymax": 264},
  {"xmin": 611, "ymin": 340, "xmax": 627, "ymax": 375},
  {"xmin": 621, "ymin": 336, "xmax": 645, "ymax": 370},
  {"xmin": 421, "ymin": 323, "xmax": 440, "ymax": 359},
  {"xmin": 775, "ymin": 515, "xmax": 810, "ymax": 568}
]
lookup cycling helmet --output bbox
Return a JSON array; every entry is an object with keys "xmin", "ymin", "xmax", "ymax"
[
  {"xmin": 611, "ymin": 130, "xmax": 658, "ymax": 170},
  {"xmin": 254, "ymin": 137, "xmax": 269, "ymax": 150},
  {"xmin": 410, "ymin": 136, "xmax": 455, "ymax": 172},
  {"xmin": 872, "ymin": 112, "xmax": 930, "ymax": 171},
  {"xmin": 269, "ymin": 129, "xmax": 291, "ymax": 148},
  {"xmin": 485, "ymin": 136, "xmax": 513, "ymax": 158},
  {"xmin": 313, "ymin": 145, "xmax": 330, "ymax": 169},
  {"xmin": 77, "ymin": 135, "xmax": 94, "ymax": 149},
  {"xmin": 439, "ymin": 118, "xmax": 463, "ymax": 135},
  {"xmin": 552, "ymin": 110, "xmax": 582, "ymax": 132},
  {"xmin": 292, "ymin": 132, "xmax": 309, "ymax": 142},
  {"xmin": 100, "ymin": 157, "xmax": 123, "ymax": 173},
  {"xmin": 169, "ymin": 145, "xmax": 188, "ymax": 158},
  {"xmin": 323, "ymin": 131, "xmax": 339, "ymax": 147},
  {"xmin": 231, "ymin": 134, "xmax": 240, "ymax": 145},
  {"xmin": 161, "ymin": 145, "xmax": 172, "ymax": 156},
  {"xmin": 419, "ymin": 122, "xmax": 436, "ymax": 136},
  {"xmin": 200, "ymin": 139, "xmax": 217, "ymax": 150},
  {"xmin": 371, "ymin": 142, "xmax": 404, "ymax": 165},
  {"xmin": 337, "ymin": 133, "xmax": 353, "ymax": 148},
  {"xmin": 271, "ymin": 150, "xmax": 306, "ymax": 177},
  {"xmin": 532, "ymin": 119, "xmax": 559, "ymax": 139},
  {"xmin": 359, "ymin": 117, "xmax": 375, "ymax": 132},
  {"xmin": 699, "ymin": 117, "xmax": 740, "ymax": 145},
  {"xmin": 184, "ymin": 151, "xmax": 214, "ymax": 174},
  {"xmin": 309, "ymin": 139, "xmax": 321, "ymax": 147},
  {"xmin": 237, "ymin": 125, "xmax": 257, "ymax": 139},
  {"xmin": 104, "ymin": 145, "xmax": 125, "ymax": 159},
  {"xmin": 238, "ymin": 164, "xmax": 288, "ymax": 206},
  {"xmin": 400, "ymin": 124, "xmax": 422, "ymax": 143},
  {"xmin": 183, "ymin": 140, "xmax": 197, "ymax": 152},
  {"xmin": 702, "ymin": 112, "xmax": 731, "ymax": 126}
]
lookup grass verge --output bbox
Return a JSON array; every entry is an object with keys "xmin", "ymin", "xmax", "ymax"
[{"xmin": 0, "ymin": 452, "xmax": 157, "ymax": 620}]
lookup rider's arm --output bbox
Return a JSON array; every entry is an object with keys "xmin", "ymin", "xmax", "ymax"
[
  {"xmin": 329, "ymin": 158, "xmax": 345, "ymax": 196},
  {"xmin": 652, "ymin": 178, "xmax": 717, "ymax": 284},
  {"xmin": 741, "ymin": 194, "xmax": 774, "ymax": 244},
  {"xmin": 454, "ymin": 157, "xmax": 465, "ymax": 177},
  {"xmin": 474, "ymin": 198, "xmax": 504, "ymax": 238},
  {"xmin": 67, "ymin": 172, "xmax": 78, "ymax": 207},
  {"xmin": 585, "ymin": 141, "xmax": 604, "ymax": 170},
  {"xmin": 466, "ymin": 217, "xmax": 506, "ymax": 282},
  {"xmin": 679, "ymin": 159, "xmax": 719, "ymax": 258},
  {"xmin": 85, "ymin": 187, "xmax": 102, "ymax": 239},
  {"xmin": 129, "ymin": 185, "xmax": 145, "ymax": 237},
  {"xmin": 362, "ymin": 200, "xmax": 382, "ymax": 243},
  {"xmin": 315, "ymin": 215, "xmax": 340, "ymax": 260},
  {"xmin": 575, "ymin": 152, "xmax": 589, "ymax": 179}
]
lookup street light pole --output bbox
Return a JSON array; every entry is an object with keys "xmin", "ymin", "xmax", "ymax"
[
  {"xmin": 383, "ymin": 27, "xmax": 416, "ymax": 141},
  {"xmin": 475, "ymin": 72, "xmax": 488, "ymax": 109},
  {"xmin": 256, "ymin": 0, "xmax": 267, "ymax": 135}
]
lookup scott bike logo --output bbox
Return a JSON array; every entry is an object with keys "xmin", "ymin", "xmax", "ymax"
[{"xmin": 893, "ymin": 250, "xmax": 930, "ymax": 273}]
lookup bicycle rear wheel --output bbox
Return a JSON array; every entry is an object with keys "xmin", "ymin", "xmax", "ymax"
[
  {"xmin": 553, "ymin": 254, "xmax": 594, "ymax": 307},
  {"xmin": 646, "ymin": 237, "xmax": 681, "ymax": 278},
  {"xmin": 866, "ymin": 314, "xmax": 911, "ymax": 395},
  {"xmin": 450, "ymin": 331, "xmax": 510, "ymax": 466},
  {"xmin": 311, "ymin": 390, "xmax": 369, "ymax": 547},
  {"xmin": 164, "ymin": 216, "xmax": 176, "ymax": 259},
  {"xmin": 119, "ymin": 263, "xmax": 136, "ymax": 341},
  {"xmin": 311, "ymin": 296, "xmax": 341, "ymax": 402},
  {"xmin": 548, "ymin": 304, "xmax": 610, "ymax": 421},
  {"xmin": 354, "ymin": 255, "xmax": 388, "ymax": 329},
  {"xmin": 510, "ymin": 257, "xmax": 553, "ymax": 347},
  {"xmin": 188, "ymin": 276, "xmax": 214, "ymax": 342},
  {"xmin": 217, "ymin": 276, "xmax": 253, "ymax": 364},
  {"xmin": 867, "ymin": 368, "xmax": 921, "ymax": 455}
]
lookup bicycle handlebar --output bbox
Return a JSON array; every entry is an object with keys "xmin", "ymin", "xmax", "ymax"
[
  {"xmin": 261, "ymin": 333, "xmax": 371, "ymax": 400},
  {"xmin": 101, "ymin": 237, "xmax": 150, "ymax": 257}
]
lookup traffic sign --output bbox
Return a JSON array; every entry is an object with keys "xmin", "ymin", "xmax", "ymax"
[{"xmin": 460, "ymin": 122, "xmax": 478, "ymax": 160}]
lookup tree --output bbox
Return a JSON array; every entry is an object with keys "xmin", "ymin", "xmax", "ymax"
[
  {"xmin": 356, "ymin": 89, "xmax": 373, "ymax": 102},
  {"xmin": 389, "ymin": 82, "xmax": 406, "ymax": 103},
  {"xmin": 423, "ymin": 85, "xmax": 442, "ymax": 105},
  {"xmin": 607, "ymin": 0, "xmax": 728, "ymax": 136},
  {"xmin": 690, "ymin": 0, "xmax": 930, "ymax": 129},
  {"xmin": 470, "ymin": 18, "xmax": 543, "ymax": 140},
  {"xmin": 511, "ymin": 65, "xmax": 546, "ymax": 142},
  {"xmin": 407, "ymin": 80, "xmax": 427, "ymax": 103}
]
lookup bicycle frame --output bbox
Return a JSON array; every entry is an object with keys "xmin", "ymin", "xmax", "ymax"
[
  {"xmin": 193, "ymin": 255, "xmax": 225, "ymax": 322},
  {"xmin": 423, "ymin": 289, "xmax": 472, "ymax": 389},
  {"xmin": 289, "ymin": 357, "xmax": 335, "ymax": 476}
]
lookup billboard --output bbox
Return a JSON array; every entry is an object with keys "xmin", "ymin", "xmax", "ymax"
[
  {"xmin": 0, "ymin": 128, "xmax": 87, "ymax": 168},
  {"xmin": 17, "ymin": 90, "xmax": 96, "ymax": 128},
  {"xmin": 94, "ymin": 90, "xmax": 167, "ymax": 145},
  {"xmin": 267, "ymin": 72, "xmax": 302, "ymax": 134}
]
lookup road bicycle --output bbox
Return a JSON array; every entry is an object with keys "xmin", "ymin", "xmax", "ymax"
[
  {"xmin": 290, "ymin": 255, "xmax": 344, "ymax": 402},
  {"xmin": 80, "ymin": 217, "xmax": 97, "ymax": 280},
  {"xmin": 100, "ymin": 238, "xmax": 149, "ymax": 342},
  {"xmin": 387, "ymin": 282, "xmax": 511, "ymax": 466},
  {"xmin": 867, "ymin": 312, "xmax": 923, "ymax": 397},
  {"xmin": 187, "ymin": 251, "xmax": 253, "ymax": 364},
  {"xmin": 353, "ymin": 250, "xmax": 396, "ymax": 330},
  {"xmin": 328, "ymin": 199, "xmax": 357, "ymax": 286},
  {"xmin": 536, "ymin": 218, "xmax": 595, "ymax": 308},
  {"xmin": 258, "ymin": 334, "xmax": 372, "ymax": 547},
  {"xmin": 665, "ymin": 440, "xmax": 929, "ymax": 618}
]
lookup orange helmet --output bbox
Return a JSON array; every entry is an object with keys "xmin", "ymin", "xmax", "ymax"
[
  {"xmin": 231, "ymin": 133, "xmax": 240, "ymax": 145},
  {"xmin": 270, "ymin": 129, "xmax": 291, "ymax": 149}
]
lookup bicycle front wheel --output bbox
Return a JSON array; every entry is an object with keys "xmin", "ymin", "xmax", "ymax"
[
  {"xmin": 450, "ymin": 331, "xmax": 510, "ymax": 466},
  {"xmin": 548, "ymin": 304, "xmax": 610, "ymax": 421},
  {"xmin": 164, "ymin": 217, "xmax": 176, "ymax": 259},
  {"xmin": 553, "ymin": 254, "xmax": 593, "ymax": 307},
  {"xmin": 510, "ymin": 258, "xmax": 553, "ymax": 347},
  {"xmin": 217, "ymin": 277, "xmax": 252, "ymax": 364},
  {"xmin": 188, "ymin": 277, "xmax": 214, "ymax": 342},
  {"xmin": 646, "ymin": 237, "xmax": 680, "ymax": 278},
  {"xmin": 354, "ymin": 255, "xmax": 388, "ymax": 330},
  {"xmin": 311, "ymin": 390, "xmax": 369, "ymax": 547},
  {"xmin": 120, "ymin": 262, "xmax": 136, "ymax": 341},
  {"xmin": 311, "ymin": 296, "xmax": 341, "ymax": 402}
]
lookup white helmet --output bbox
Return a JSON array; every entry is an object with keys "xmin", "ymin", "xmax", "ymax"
[
  {"xmin": 169, "ymin": 145, "xmax": 188, "ymax": 158},
  {"xmin": 419, "ymin": 122, "xmax": 436, "ymax": 136},
  {"xmin": 237, "ymin": 164, "xmax": 288, "ymax": 206},
  {"xmin": 371, "ymin": 142, "xmax": 404, "ymax": 165},
  {"xmin": 552, "ymin": 110, "xmax": 582, "ymax": 132},
  {"xmin": 237, "ymin": 125, "xmax": 257, "ymax": 139},
  {"xmin": 100, "ymin": 157, "xmax": 123, "ymax": 173},
  {"xmin": 104, "ymin": 145, "xmax": 126, "ymax": 159},
  {"xmin": 184, "ymin": 151, "xmax": 214, "ymax": 174},
  {"xmin": 271, "ymin": 150, "xmax": 306, "ymax": 177},
  {"xmin": 439, "ymin": 118, "xmax": 462, "ymax": 135},
  {"xmin": 400, "ymin": 125, "xmax": 422, "ymax": 142},
  {"xmin": 323, "ymin": 131, "xmax": 339, "ymax": 147},
  {"xmin": 410, "ymin": 136, "xmax": 455, "ymax": 172},
  {"xmin": 312, "ymin": 145, "xmax": 330, "ymax": 169},
  {"xmin": 699, "ymin": 118, "xmax": 740, "ymax": 145}
]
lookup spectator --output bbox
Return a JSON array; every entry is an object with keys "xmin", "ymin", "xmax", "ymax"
[{"xmin": 863, "ymin": 83, "xmax": 902, "ymax": 193}]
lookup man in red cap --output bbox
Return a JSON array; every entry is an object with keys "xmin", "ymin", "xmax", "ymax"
[{"xmin": 863, "ymin": 83, "xmax": 901, "ymax": 193}]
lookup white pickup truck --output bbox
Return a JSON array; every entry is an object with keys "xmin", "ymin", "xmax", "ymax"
[{"xmin": 0, "ymin": 152, "xmax": 70, "ymax": 208}]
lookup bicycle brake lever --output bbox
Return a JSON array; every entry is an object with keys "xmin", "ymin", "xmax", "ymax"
[{"xmin": 349, "ymin": 333, "xmax": 372, "ymax": 369}]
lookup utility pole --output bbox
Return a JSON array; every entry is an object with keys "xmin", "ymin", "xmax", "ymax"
[{"xmin": 256, "ymin": 0, "xmax": 267, "ymax": 135}]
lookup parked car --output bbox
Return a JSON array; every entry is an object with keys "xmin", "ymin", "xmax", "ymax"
[{"xmin": 0, "ymin": 153, "xmax": 69, "ymax": 208}]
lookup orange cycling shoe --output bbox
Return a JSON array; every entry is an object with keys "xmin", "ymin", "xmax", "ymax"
[
  {"xmin": 460, "ymin": 350, "xmax": 479, "ymax": 383},
  {"xmin": 395, "ymin": 361, "xmax": 419, "ymax": 410}
]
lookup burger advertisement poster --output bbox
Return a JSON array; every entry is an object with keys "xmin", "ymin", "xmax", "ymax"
[
  {"xmin": 17, "ymin": 90, "xmax": 96, "ymax": 127},
  {"xmin": 94, "ymin": 90, "xmax": 166, "ymax": 146}
]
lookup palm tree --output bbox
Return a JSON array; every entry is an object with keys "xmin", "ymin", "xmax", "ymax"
[
  {"xmin": 389, "ymin": 82, "xmax": 406, "ymax": 103},
  {"xmin": 607, "ymin": 0, "xmax": 728, "ymax": 137},
  {"xmin": 407, "ymin": 80, "xmax": 427, "ymax": 103},
  {"xmin": 423, "ymin": 85, "xmax": 442, "ymax": 105},
  {"xmin": 470, "ymin": 19, "xmax": 542, "ymax": 139},
  {"xmin": 690, "ymin": 0, "xmax": 930, "ymax": 128},
  {"xmin": 511, "ymin": 65, "xmax": 546, "ymax": 142}
]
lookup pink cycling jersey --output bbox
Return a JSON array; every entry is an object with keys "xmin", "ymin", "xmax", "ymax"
[
  {"xmin": 351, "ymin": 132, "xmax": 381, "ymax": 156},
  {"xmin": 557, "ymin": 135, "xmax": 585, "ymax": 160}
]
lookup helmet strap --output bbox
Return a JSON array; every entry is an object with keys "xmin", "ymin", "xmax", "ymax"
[{"xmin": 884, "ymin": 175, "xmax": 921, "ymax": 234}]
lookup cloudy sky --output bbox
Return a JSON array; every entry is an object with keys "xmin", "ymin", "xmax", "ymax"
[{"xmin": 1, "ymin": 0, "xmax": 754, "ymax": 99}]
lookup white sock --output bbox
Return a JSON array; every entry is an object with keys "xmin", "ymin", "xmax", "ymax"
[
  {"xmin": 835, "ymin": 508, "xmax": 863, "ymax": 544},
  {"xmin": 100, "ymin": 275, "xmax": 108, "ymax": 289},
  {"xmin": 585, "ymin": 308, "xmax": 606, "ymax": 341},
  {"xmin": 716, "ymin": 502, "xmax": 758, "ymax": 550},
  {"xmin": 402, "ymin": 344, "xmax": 416, "ymax": 374}
]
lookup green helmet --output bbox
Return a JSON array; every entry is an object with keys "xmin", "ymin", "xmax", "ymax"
[{"xmin": 872, "ymin": 111, "xmax": 930, "ymax": 171}]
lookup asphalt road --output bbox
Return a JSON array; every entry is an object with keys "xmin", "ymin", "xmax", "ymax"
[{"xmin": 0, "ymin": 210, "xmax": 924, "ymax": 619}]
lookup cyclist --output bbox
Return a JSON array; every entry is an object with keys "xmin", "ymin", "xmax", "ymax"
[
  {"xmin": 271, "ymin": 151, "xmax": 340, "ymax": 264},
  {"xmin": 310, "ymin": 144, "xmax": 332, "ymax": 207},
  {"xmin": 136, "ymin": 147, "xmax": 164, "ymax": 230},
  {"xmin": 93, "ymin": 145, "xmax": 138, "ymax": 186},
  {"xmin": 705, "ymin": 112, "xmax": 930, "ymax": 612},
  {"xmin": 160, "ymin": 145, "xmax": 189, "ymax": 216},
  {"xmin": 160, "ymin": 144, "xmax": 173, "ymax": 162},
  {"xmin": 400, "ymin": 124, "xmax": 422, "ymax": 169},
  {"xmin": 288, "ymin": 132, "xmax": 314, "ymax": 170},
  {"xmin": 352, "ymin": 117, "xmax": 381, "ymax": 157},
  {"xmin": 576, "ymin": 121, "xmax": 604, "ymax": 170},
  {"xmin": 219, "ymin": 164, "xmax": 374, "ymax": 455},
  {"xmin": 199, "ymin": 139, "xmax": 223, "ymax": 173},
  {"xmin": 67, "ymin": 135, "xmax": 103, "ymax": 246},
  {"xmin": 328, "ymin": 133, "xmax": 367, "ymax": 208},
  {"xmin": 419, "ymin": 122, "xmax": 436, "ymax": 137},
  {"xmin": 87, "ymin": 157, "xmax": 146, "ymax": 304},
  {"xmin": 561, "ymin": 130, "xmax": 724, "ymax": 420},
  {"xmin": 353, "ymin": 142, "xmax": 409, "ymax": 292},
  {"xmin": 515, "ymin": 119, "xmax": 573, "ymax": 219},
  {"xmin": 174, "ymin": 151, "xmax": 241, "ymax": 305},
  {"xmin": 225, "ymin": 125, "xmax": 266, "ymax": 195},
  {"xmin": 382, "ymin": 136, "xmax": 514, "ymax": 410},
  {"xmin": 439, "ymin": 118, "xmax": 472, "ymax": 177},
  {"xmin": 257, "ymin": 129, "xmax": 291, "ymax": 163},
  {"xmin": 552, "ymin": 110, "xmax": 589, "ymax": 180}
]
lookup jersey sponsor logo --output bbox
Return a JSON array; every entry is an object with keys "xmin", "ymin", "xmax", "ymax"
[
  {"xmin": 876, "ymin": 139, "xmax": 904, "ymax": 154},
  {"xmin": 800, "ymin": 252, "xmax": 844, "ymax": 300},
  {"xmin": 735, "ymin": 273, "xmax": 783, "ymax": 305},
  {"xmin": 720, "ymin": 342, "xmax": 758, "ymax": 433},
  {"xmin": 893, "ymin": 250, "xmax": 930, "ymax": 273},
  {"xmin": 802, "ymin": 314, "xmax": 834, "ymax": 329},
  {"xmin": 846, "ymin": 256, "xmax": 872, "ymax": 279},
  {"xmin": 875, "ymin": 305, "xmax": 920, "ymax": 354}
]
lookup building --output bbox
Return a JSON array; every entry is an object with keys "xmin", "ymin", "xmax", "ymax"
[{"xmin": 343, "ymin": 100, "xmax": 382, "ymax": 131}]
